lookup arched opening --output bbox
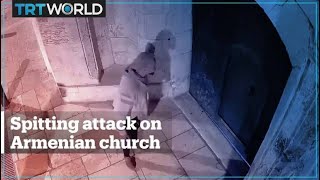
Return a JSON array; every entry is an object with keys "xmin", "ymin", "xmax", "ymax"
[{"xmin": 190, "ymin": 1, "xmax": 292, "ymax": 164}]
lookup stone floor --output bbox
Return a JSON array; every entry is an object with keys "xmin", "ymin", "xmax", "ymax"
[
  {"xmin": 5, "ymin": 100, "xmax": 230, "ymax": 180},
  {"xmin": 7, "ymin": 99, "xmax": 228, "ymax": 180},
  {"xmin": 2, "ymin": 18, "xmax": 63, "ymax": 118},
  {"xmin": 2, "ymin": 16, "xmax": 229, "ymax": 180}
]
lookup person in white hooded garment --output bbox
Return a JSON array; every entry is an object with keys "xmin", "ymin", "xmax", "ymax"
[{"xmin": 112, "ymin": 43, "xmax": 156, "ymax": 168}]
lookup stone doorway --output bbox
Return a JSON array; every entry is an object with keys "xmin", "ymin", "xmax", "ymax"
[
  {"xmin": 218, "ymin": 46, "xmax": 268, "ymax": 149},
  {"xmin": 190, "ymin": 2, "xmax": 292, "ymax": 163}
]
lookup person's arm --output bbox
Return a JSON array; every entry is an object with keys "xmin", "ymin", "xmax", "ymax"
[
  {"xmin": 145, "ymin": 74, "xmax": 166, "ymax": 86},
  {"xmin": 147, "ymin": 81, "xmax": 163, "ymax": 86}
]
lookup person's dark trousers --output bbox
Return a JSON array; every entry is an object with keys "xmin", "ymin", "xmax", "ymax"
[{"xmin": 123, "ymin": 117, "xmax": 141, "ymax": 157}]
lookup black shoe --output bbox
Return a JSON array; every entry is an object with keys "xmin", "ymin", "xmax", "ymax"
[{"xmin": 130, "ymin": 156, "xmax": 136, "ymax": 168}]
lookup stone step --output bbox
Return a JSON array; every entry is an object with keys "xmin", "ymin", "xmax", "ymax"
[
  {"xmin": 60, "ymin": 85, "xmax": 118, "ymax": 103},
  {"xmin": 59, "ymin": 64, "xmax": 125, "ymax": 103}
]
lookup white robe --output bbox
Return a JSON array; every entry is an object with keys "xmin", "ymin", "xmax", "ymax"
[{"xmin": 113, "ymin": 52, "xmax": 156, "ymax": 121}]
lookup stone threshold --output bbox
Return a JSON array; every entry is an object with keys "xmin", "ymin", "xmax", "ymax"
[{"xmin": 174, "ymin": 93, "xmax": 250, "ymax": 176}]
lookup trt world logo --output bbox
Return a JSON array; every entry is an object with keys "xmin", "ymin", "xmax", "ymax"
[{"xmin": 12, "ymin": 0, "xmax": 106, "ymax": 17}]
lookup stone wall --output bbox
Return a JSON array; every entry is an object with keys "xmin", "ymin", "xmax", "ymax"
[
  {"xmin": 36, "ymin": 1, "xmax": 192, "ymax": 97},
  {"xmin": 247, "ymin": 1, "xmax": 318, "ymax": 178},
  {"xmin": 36, "ymin": 18, "xmax": 102, "ymax": 86},
  {"xmin": 98, "ymin": 1, "xmax": 192, "ymax": 98}
]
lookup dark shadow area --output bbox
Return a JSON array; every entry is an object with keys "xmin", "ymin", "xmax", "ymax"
[
  {"xmin": 1, "ymin": 32, "xmax": 17, "ymax": 107},
  {"xmin": 190, "ymin": 0, "xmax": 292, "ymax": 173},
  {"xmin": 100, "ymin": 64, "xmax": 126, "ymax": 86},
  {"xmin": 147, "ymin": 29, "xmax": 175, "ymax": 115},
  {"xmin": 147, "ymin": 99, "xmax": 160, "ymax": 116},
  {"xmin": 1, "ymin": 86, "xmax": 10, "ymax": 108},
  {"xmin": 6, "ymin": 59, "xmax": 30, "ymax": 101},
  {"xmin": 3, "ymin": 55, "xmax": 57, "ymax": 178},
  {"xmin": 1, "ymin": 32, "xmax": 17, "ymax": 39},
  {"xmin": 87, "ymin": 17, "xmax": 104, "ymax": 82}
]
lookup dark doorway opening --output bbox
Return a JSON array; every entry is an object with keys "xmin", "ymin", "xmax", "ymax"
[{"xmin": 190, "ymin": 1, "xmax": 292, "ymax": 164}]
